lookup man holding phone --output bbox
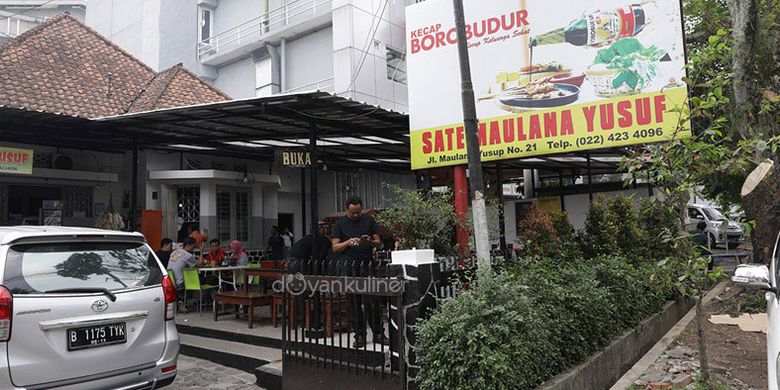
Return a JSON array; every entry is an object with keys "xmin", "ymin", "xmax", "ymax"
[{"xmin": 331, "ymin": 196, "xmax": 388, "ymax": 348}]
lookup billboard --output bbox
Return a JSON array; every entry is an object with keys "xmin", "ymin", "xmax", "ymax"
[
  {"xmin": 0, "ymin": 146, "xmax": 33, "ymax": 175},
  {"xmin": 406, "ymin": 0, "xmax": 690, "ymax": 170}
]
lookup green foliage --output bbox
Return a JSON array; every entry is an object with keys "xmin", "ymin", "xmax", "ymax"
[
  {"xmin": 580, "ymin": 195, "xmax": 645, "ymax": 260},
  {"xmin": 549, "ymin": 210, "xmax": 581, "ymax": 258},
  {"xmin": 415, "ymin": 271, "xmax": 558, "ymax": 390},
  {"xmin": 515, "ymin": 202, "xmax": 560, "ymax": 257},
  {"xmin": 417, "ymin": 256, "xmax": 672, "ymax": 389},
  {"xmin": 580, "ymin": 198, "xmax": 619, "ymax": 258},
  {"xmin": 376, "ymin": 185, "xmax": 457, "ymax": 251},
  {"xmin": 639, "ymin": 199, "xmax": 681, "ymax": 260}
]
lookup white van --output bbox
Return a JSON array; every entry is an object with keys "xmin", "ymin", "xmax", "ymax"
[{"xmin": 732, "ymin": 229, "xmax": 780, "ymax": 390}]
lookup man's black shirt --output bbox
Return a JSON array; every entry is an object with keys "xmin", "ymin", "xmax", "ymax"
[
  {"xmin": 333, "ymin": 214, "xmax": 377, "ymax": 260},
  {"xmin": 289, "ymin": 234, "xmax": 332, "ymax": 261},
  {"xmin": 267, "ymin": 235, "xmax": 285, "ymax": 259},
  {"xmin": 156, "ymin": 250, "xmax": 172, "ymax": 268}
]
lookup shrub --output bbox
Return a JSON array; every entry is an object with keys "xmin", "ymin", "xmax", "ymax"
[
  {"xmin": 581, "ymin": 198, "xmax": 620, "ymax": 257},
  {"xmin": 580, "ymin": 195, "xmax": 645, "ymax": 260},
  {"xmin": 416, "ymin": 271, "xmax": 558, "ymax": 390},
  {"xmin": 608, "ymin": 196, "xmax": 646, "ymax": 261},
  {"xmin": 549, "ymin": 210, "xmax": 581, "ymax": 258},
  {"xmin": 511, "ymin": 257, "xmax": 619, "ymax": 366},
  {"xmin": 587, "ymin": 255, "xmax": 666, "ymax": 328},
  {"xmin": 639, "ymin": 199, "xmax": 681, "ymax": 260},
  {"xmin": 376, "ymin": 185, "xmax": 457, "ymax": 251},
  {"xmin": 516, "ymin": 202, "xmax": 560, "ymax": 257},
  {"xmin": 417, "ymin": 255, "xmax": 678, "ymax": 389}
]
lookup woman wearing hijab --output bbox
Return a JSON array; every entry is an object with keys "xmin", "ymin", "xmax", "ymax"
[{"xmin": 230, "ymin": 240, "xmax": 249, "ymax": 266}]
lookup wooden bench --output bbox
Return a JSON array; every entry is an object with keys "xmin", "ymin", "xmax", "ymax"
[{"xmin": 213, "ymin": 291, "xmax": 272, "ymax": 328}]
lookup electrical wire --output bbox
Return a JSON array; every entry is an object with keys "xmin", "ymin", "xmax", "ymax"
[
  {"xmin": 0, "ymin": 0, "xmax": 58, "ymax": 22},
  {"xmin": 341, "ymin": 0, "xmax": 389, "ymax": 95}
]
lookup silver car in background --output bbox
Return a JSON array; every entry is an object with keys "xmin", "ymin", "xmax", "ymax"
[
  {"xmin": 686, "ymin": 204, "xmax": 746, "ymax": 249},
  {"xmin": 0, "ymin": 226, "xmax": 179, "ymax": 389}
]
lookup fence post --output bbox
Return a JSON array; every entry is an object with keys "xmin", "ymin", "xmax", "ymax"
[{"xmin": 389, "ymin": 257, "xmax": 442, "ymax": 390}]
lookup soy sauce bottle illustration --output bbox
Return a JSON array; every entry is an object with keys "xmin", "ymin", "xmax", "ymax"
[{"xmin": 531, "ymin": 4, "xmax": 649, "ymax": 47}]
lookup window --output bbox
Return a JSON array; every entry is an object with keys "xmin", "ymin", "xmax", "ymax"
[
  {"xmin": 216, "ymin": 189, "xmax": 249, "ymax": 243},
  {"xmin": 199, "ymin": 7, "xmax": 212, "ymax": 42},
  {"xmin": 4, "ymin": 242, "xmax": 163, "ymax": 294},
  {"xmin": 217, "ymin": 191, "xmax": 231, "ymax": 243},
  {"xmin": 386, "ymin": 47, "xmax": 407, "ymax": 85},
  {"xmin": 177, "ymin": 186, "xmax": 200, "ymax": 224},
  {"xmin": 688, "ymin": 208, "xmax": 704, "ymax": 220},
  {"xmin": 702, "ymin": 207, "xmax": 726, "ymax": 221}
]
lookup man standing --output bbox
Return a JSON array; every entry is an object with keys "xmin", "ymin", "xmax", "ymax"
[
  {"xmin": 281, "ymin": 227, "xmax": 294, "ymax": 258},
  {"xmin": 266, "ymin": 226, "xmax": 285, "ymax": 260},
  {"xmin": 156, "ymin": 238, "xmax": 173, "ymax": 268},
  {"xmin": 331, "ymin": 196, "xmax": 389, "ymax": 348}
]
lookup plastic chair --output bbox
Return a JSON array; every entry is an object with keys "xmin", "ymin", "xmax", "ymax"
[
  {"xmin": 183, "ymin": 268, "xmax": 217, "ymax": 316},
  {"xmin": 247, "ymin": 262, "xmax": 262, "ymax": 287}
]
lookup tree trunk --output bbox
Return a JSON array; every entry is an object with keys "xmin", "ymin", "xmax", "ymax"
[
  {"xmin": 695, "ymin": 296, "xmax": 712, "ymax": 387},
  {"xmin": 726, "ymin": 0, "xmax": 759, "ymax": 140},
  {"xmin": 741, "ymin": 160, "xmax": 780, "ymax": 264}
]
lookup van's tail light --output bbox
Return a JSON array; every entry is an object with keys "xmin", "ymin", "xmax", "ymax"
[
  {"xmin": 162, "ymin": 275, "xmax": 176, "ymax": 321},
  {"xmin": 0, "ymin": 286, "xmax": 12, "ymax": 341}
]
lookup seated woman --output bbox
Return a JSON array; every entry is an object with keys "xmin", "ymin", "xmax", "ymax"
[{"xmin": 230, "ymin": 240, "xmax": 249, "ymax": 266}]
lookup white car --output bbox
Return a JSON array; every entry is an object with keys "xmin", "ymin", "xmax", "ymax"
[
  {"xmin": 0, "ymin": 226, "xmax": 179, "ymax": 389},
  {"xmin": 732, "ymin": 230, "xmax": 780, "ymax": 390},
  {"xmin": 686, "ymin": 204, "xmax": 746, "ymax": 249}
]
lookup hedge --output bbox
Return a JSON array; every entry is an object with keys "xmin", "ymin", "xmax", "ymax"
[{"xmin": 415, "ymin": 256, "xmax": 672, "ymax": 390}]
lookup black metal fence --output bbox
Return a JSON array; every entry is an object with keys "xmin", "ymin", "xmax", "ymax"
[
  {"xmin": 280, "ymin": 256, "xmax": 406, "ymax": 390},
  {"xmin": 279, "ymin": 254, "xmax": 484, "ymax": 390}
]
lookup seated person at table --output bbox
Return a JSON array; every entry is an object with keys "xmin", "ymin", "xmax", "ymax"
[
  {"xmin": 156, "ymin": 238, "xmax": 173, "ymax": 268},
  {"xmin": 166, "ymin": 237, "xmax": 205, "ymax": 288},
  {"xmin": 230, "ymin": 240, "xmax": 249, "ymax": 266},
  {"xmin": 204, "ymin": 239, "xmax": 226, "ymax": 266}
]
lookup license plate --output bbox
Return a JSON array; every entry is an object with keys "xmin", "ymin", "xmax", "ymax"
[{"xmin": 67, "ymin": 323, "xmax": 127, "ymax": 351}]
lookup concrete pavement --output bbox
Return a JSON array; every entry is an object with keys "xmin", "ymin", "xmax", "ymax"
[{"xmin": 169, "ymin": 355, "xmax": 263, "ymax": 390}]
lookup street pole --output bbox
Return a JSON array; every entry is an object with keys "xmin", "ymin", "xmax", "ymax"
[{"xmin": 453, "ymin": 0, "xmax": 491, "ymax": 269}]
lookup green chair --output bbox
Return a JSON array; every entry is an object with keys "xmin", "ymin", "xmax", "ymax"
[
  {"xmin": 183, "ymin": 268, "xmax": 217, "ymax": 316},
  {"xmin": 248, "ymin": 262, "xmax": 262, "ymax": 287}
]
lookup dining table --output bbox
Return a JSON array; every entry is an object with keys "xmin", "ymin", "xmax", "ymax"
[{"xmin": 197, "ymin": 265, "xmax": 247, "ymax": 291}]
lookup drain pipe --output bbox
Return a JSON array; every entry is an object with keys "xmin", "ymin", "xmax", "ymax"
[{"xmin": 280, "ymin": 38, "xmax": 286, "ymax": 92}]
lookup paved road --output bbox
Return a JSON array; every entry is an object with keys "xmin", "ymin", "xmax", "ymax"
[{"xmin": 169, "ymin": 355, "xmax": 263, "ymax": 390}]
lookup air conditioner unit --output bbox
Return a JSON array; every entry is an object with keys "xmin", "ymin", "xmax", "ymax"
[{"xmin": 52, "ymin": 154, "xmax": 74, "ymax": 170}]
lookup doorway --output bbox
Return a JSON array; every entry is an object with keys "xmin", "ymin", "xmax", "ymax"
[{"xmin": 278, "ymin": 213, "xmax": 294, "ymax": 239}]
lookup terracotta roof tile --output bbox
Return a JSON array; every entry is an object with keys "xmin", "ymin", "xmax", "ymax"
[
  {"xmin": 0, "ymin": 14, "xmax": 230, "ymax": 118},
  {"xmin": 127, "ymin": 64, "xmax": 230, "ymax": 113}
]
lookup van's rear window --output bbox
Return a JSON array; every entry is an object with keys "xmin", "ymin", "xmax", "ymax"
[{"xmin": 4, "ymin": 242, "xmax": 163, "ymax": 294}]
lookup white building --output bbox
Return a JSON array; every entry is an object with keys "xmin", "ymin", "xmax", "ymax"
[
  {"xmin": 0, "ymin": 13, "xmax": 414, "ymax": 250},
  {"xmin": 86, "ymin": 0, "xmax": 410, "ymax": 112},
  {"xmin": 0, "ymin": 0, "xmax": 85, "ymax": 40}
]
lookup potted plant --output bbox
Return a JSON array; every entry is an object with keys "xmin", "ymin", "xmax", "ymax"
[{"xmin": 376, "ymin": 186, "xmax": 458, "ymax": 266}]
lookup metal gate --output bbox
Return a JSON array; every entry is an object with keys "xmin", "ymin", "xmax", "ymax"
[{"xmin": 280, "ymin": 258, "xmax": 406, "ymax": 390}]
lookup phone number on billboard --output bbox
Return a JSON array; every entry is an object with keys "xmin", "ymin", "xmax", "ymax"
[{"xmin": 573, "ymin": 127, "xmax": 665, "ymax": 148}]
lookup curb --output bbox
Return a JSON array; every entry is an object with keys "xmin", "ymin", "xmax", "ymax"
[{"xmin": 608, "ymin": 280, "xmax": 731, "ymax": 390}]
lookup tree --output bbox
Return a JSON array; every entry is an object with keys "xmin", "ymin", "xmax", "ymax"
[{"xmin": 620, "ymin": 1, "xmax": 780, "ymax": 386}]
